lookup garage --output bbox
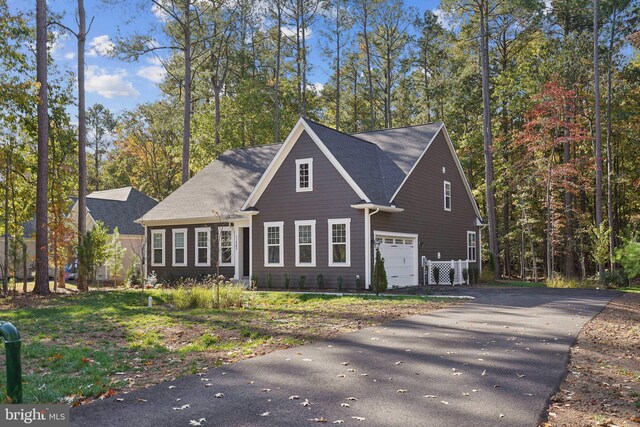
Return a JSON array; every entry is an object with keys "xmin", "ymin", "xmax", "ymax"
[{"xmin": 375, "ymin": 233, "xmax": 418, "ymax": 288}]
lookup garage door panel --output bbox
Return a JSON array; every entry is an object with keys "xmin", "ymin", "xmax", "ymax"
[{"xmin": 377, "ymin": 234, "xmax": 416, "ymax": 288}]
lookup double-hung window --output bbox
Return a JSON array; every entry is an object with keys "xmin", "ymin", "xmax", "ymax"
[
  {"xmin": 218, "ymin": 226, "xmax": 234, "ymax": 266},
  {"xmin": 295, "ymin": 158, "xmax": 313, "ymax": 192},
  {"xmin": 172, "ymin": 228, "xmax": 187, "ymax": 266},
  {"xmin": 328, "ymin": 218, "xmax": 350, "ymax": 267},
  {"xmin": 467, "ymin": 231, "xmax": 477, "ymax": 262},
  {"xmin": 295, "ymin": 220, "xmax": 316, "ymax": 267},
  {"xmin": 264, "ymin": 221, "xmax": 284, "ymax": 267},
  {"xmin": 444, "ymin": 181, "xmax": 452, "ymax": 211},
  {"xmin": 195, "ymin": 227, "xmax": 211, "ymax": 267},
  {"xmin": 151, "ymin": 229, "xmax": 165, "ymax": 267}
]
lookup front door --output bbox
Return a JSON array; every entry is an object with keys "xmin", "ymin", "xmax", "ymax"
[{"xmin": 242, "ymin": 227, "xmax": 250, "ymax": 277}]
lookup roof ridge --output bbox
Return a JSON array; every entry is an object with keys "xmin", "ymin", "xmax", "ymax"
[
  {"xmin": 353, "ymin": 122, "xmax": 441, "ymax": 135},
  {"xmin": 304, "ymin": 118, "xmax": 380, "ymax": 147}
]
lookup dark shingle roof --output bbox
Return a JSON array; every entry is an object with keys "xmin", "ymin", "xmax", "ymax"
[
  {"xmin": 86, "ymin": 187, "xmax": 158, "ymax": 235},
  {"xmin": 139, "ymin": 144, "xmax": 281, "ymax": 222},
  {"xmin": 353, "ymin": 123, "xmax": 443, "ymax": 175},
  {"xmin": 305, "ymin": 120, "xmax": 406, "ymax": 205}
]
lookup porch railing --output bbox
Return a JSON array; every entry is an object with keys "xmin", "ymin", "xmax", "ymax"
[{"xmin": 422, "ymin": 258, "xmax": 469, "ymax": 286}]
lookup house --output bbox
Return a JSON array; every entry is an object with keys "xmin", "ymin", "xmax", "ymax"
[
  {"xmin": 69, "ymin": 187, "xmax": 158, "ymax": 281},
  {"xmin": 137, "ymin": 118, "xmax": 483, "ymax": 289}
]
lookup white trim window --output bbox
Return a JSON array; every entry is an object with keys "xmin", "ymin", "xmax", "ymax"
[
  {"xmin": 195, "ymin": 227, "xmax": 211, "ymax": 267},
  {"xmin": 218, "ymin": 226, "xmax": 234, "ymax": 266},
  {"xmin": 295, "ymin": 220, "xmax": 316, "ymax": 267},
  {"xmin": 151, "ymin": 229, "xmax": 165, "ymax": 267},
  {"xmin": 328, "ymin": 218, "xmax": 351, "ymax": 267},
  {"xmin": 467, "ymin": 231, "xmax": 477, "ymax": 262},
  {"xmin": 264, "ymin": 221, "xmax": 284, "ymax": 267},
  {"xmin": 172, "ymin": 228, "xmax": 187, "ymax": 266},
  {"xmin": 444, "ymin": 180, "xmax": 452, "ymax": 211},
  {"xmin": 295, "ymin": 158, "xmax": 313, "ymax": 192}
]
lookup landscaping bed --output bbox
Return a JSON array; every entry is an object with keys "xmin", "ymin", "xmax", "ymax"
[
  {"xmin": 0, "ymin": 289, "xmax": 456, "ymax": 405},
  {"xmin": 544, "ymin": 292, "xmax": 640, "ymax": 426}
]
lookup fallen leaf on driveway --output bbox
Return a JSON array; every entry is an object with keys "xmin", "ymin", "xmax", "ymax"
[
  {"xmin": 332, "ymin": 420, "xmax": 344, "ymax": 424},
  {"xmin": 341, "ymin": 362, "xmax": 349, "ymax": 366},
  {"xmin": 337, "ymin": 374, "xmax": 345, "ymax": 378},
  {"xmin": 424, "ymin": 395, "xmax": 437, "ymax": 399},
  {"xmin": 303, "ymin": 359, "xmax": 313, "ymax": 362},
  {"xmin": 214, "ymin": 393, "xmax": 224, "ymax": 398},
  {"xmin": 499, "ymin": 414, "xmax": 505, "ymax": 418},
  {"xmin": 395, "ymin": 361, "xmax": 403, "ymax": 365},
  {"xmin": 136, "ymin": 398, "xmax": 147, "ymax": 402},
  {"xmin": 345, "ymin": 397, "xmax": 358, "ymax": 401},
  {"xmin": 481, "ymin": 370, "xmax": 487, "ymax": 376},
  {"xmin": 115, "ymin": 398, "xmax": 124, "ymax": 402},
  {"xmin": 441, "ymin": 401, "xmax": 449, "ymax": 405},
  {"xmin": 172, "ymin": 404, "xmax": 190, "ymax": 410},
  {"xmin": 397, "ymin": 389, "xmax": 407, "ymax": 393},
  {"xmin": 453, "ymin": 372, "xmax": 462, "ymax": 376},
  {"xmin": 341, "ymin": 403, "xmax": 350, "ymax": 408},
  {"xmin": 261, "ymin": 388, "xmax": 271, "ymax": 392},
  {"xmin": 289, "ymin": 395, "xmax": 300, "ymax": 400},
  {"xmin": 517, "ymin": 373, "xmax": 526, "ymax": 378},
  {"xmin": 307, "ymin": 417, "xmax": 328, "ymax": 423},
  {"xmin": 351, "ymin": 416, "xmax": 366, "ymax": 421},
  {"xmin": 168, "ymin": 386, "xmax": 176, "ymax": 389},
  {"xmin": 260, "ymin": 412, "xmax": 270, "ymax": 417},
  {"xmin": 302, "ymin": 399, "xmax": 311, "ymax": 407}
]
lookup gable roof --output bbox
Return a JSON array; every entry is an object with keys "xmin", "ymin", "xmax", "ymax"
[
  {"xmin": 305, "ymin": 121, "xmax": 406, "ymax": 205},
  {"xmin": 353, "ymin": 123, "xmax": 443, "ymax": 175},
  {"xmin": 139, "ymin": 144, "xmax": 281, "ymax": 224},
  {"xmin": 84, "ymin": 187, "xmax": 158, "ymax": 235}
]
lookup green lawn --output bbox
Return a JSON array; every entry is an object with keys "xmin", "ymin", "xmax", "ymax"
[{"xmin": 0, "ymin": 290, "xmax": 454, "ymax": 404}]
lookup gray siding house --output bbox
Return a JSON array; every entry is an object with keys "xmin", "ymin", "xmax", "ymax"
[{"xmin": 137, "ymin": 118, "xmax": 483, "ymax": 289}]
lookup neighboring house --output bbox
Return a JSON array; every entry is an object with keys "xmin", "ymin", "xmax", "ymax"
[
  {"xmin": 137, "ymin": 118, "xmax": 483, "ymax": 290},
  {"xmin": 69, "ymin": 187, "xmax": 158, "ymax": 281},
  {"xmin": 0, "ymin": 219, "xmax": 37, "ymax": 280}
]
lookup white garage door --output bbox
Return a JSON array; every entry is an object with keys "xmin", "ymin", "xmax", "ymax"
[{"xmin": 377, "ymin": 235, "xmax": 416, "ymax": 288}]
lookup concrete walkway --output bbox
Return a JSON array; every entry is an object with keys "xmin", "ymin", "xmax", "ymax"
[{"xmin": 71, "ymin": 288, "xmax": 617, "ymax": 427}]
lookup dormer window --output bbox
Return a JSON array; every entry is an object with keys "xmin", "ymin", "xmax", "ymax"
[{"xmin": 296, "ymin": 158, "xmax": 313, "ymax": 192}]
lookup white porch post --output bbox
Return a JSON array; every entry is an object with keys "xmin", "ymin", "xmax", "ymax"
[
  {"xmin": 143, "ymin": 224, "xmax": 148, "ymax": 280},
  {"xmin": 248, "ymin": 215, "xmax": 253, "ymax": 281},
  {"xmin": 479, "ymin": 229, "xmax": 483, "ymax": 275},
  {"xmin": 364, "ymin": 208, "xmax": 371, "ymax": 289}
]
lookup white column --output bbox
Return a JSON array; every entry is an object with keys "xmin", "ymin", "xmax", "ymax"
[{"xmin": 364, "ymin": 208, "xmax": 371, "ymax": 289}]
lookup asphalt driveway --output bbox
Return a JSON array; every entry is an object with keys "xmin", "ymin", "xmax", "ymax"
[{"xmin": 71, "ymin": 288, "xmax": 617, "ymax": 427}]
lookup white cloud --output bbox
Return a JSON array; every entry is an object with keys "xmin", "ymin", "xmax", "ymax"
[
  {"xmin": 308, "ymin": 82, "xmax": 324, "ymax": 94},
  {"xmin": 64, "ymin": 52, "xmax": 76, "ymax": 60},
  {"xmin": 281, "ymin": 26, "xmax": 312, "ymax": 39},
  {"xmin": 88, "ymin": 35, "xmax": 115, "ymax": 57},
  {"xmin": 146, "ymin": 56, "xmax": 163, "ymax": 65},
  {"xmin": 137, "ymin": 65, "xmax": 166, "ymax": 84},
  {"xmin": 48, "ymin": 30, "xmax": 67, "ymax": 55},
  {"xmin": 85, "ymin": 65, "xmax": 139, "ymax": 99},
  {"xmin": 433, "ymin": 8, "xmax": 455, "ymax": 31},
  {"xmin": 151, "ymin": 3, "xmax": 169, "ymax": 22}
]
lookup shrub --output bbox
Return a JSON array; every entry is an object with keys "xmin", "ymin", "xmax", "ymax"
[
  {"xmin": 337, "ymin": 276, "xmax": 343, "ymax": 292},
  {"xmin": 251, "ymin": 274, "xmax": 257, "ymax": 289},
  {"xmin": 479, "ymin": 269, "xmax": 494, "ymax": 283},
  {"xmin": 604, "ymin": 269, "xmax": 629, "ymax": 287},
  {"xmin": 125, "ymin": 254, "xmax": 142, "ymax": 287},
  {"xmin": 284, "ymin": 273, "xmax": 290, "ymax": 290},
  {"xmin": 266, "ymin": 273, "xmax": 272, "ymax": 289},
  {"xmin": 449, "ymin": 268, "xmax": 455, "ymax": 285},
  {"xmin": 615, "ymin": 238, "xmax": 640, "ymax": 286},
  {"xmin": 462, "ymin": 268, "xmax": 468, "ymax": 284},
  {"xmin": 433, "ymin": 266, "xmax": 440, "ymax": 285},
  {"xmin": 372, "ymin": 248, "xmax": 388, "ymax": 295},
  {"xmin": 298, "ymin": 275, "xmax": 306, "ymax": 290},
  {"xmin": 168, "ymin": 280, "xmax": 246, "ymax": 309},
  {"xmin": 546, "ymin": 275, "xmax": 580, "ymax": 289},
  {"xmin": 317, "ymin": 274, "xmax": 324, "ymax": 290}
]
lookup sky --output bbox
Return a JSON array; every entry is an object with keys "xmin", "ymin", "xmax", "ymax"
[{"xmin": 10, "ymin": 0, "xmax": 442, "ymax": 117}]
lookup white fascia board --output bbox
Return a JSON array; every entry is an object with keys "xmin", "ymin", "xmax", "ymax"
[
  {"xmin": 350, "ymin": 203, "xmax": 404, "ymax": 213},
  {"xmin": 241, "ymin": 118, "xmax": 370, "ymax": 210},
  {"xmin": 137, "ymin": 216, "xmax": 244, "ymax": 227}
]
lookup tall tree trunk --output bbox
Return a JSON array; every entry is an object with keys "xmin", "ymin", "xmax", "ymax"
[
  {"xmin": 363, "ymin": 7, "xmax": 374, "ymax": 130},
  {"xmin": 335, "ymin": 0, "xmax": 341, "ymax": 131},
  {"xmin": 34, "ymin": 0, "xmax": 50, "ymax": 295},
  {"xmin": 605, "ymin": 0, "xmax": 617, "ymax": 271},
  {"xmin": 3, "ymin": 152, "xmax": 10, "ymax": 296},
  {"xmin": 77, "ymin": 0, "xmax": 88, "ymax": 292},
  {"xmin": 182, "ymin": 1, "xmax": 191, "ymax": 184},
  {"xmin": 593, "ymin": 0, "xmax": 604, "ymax": 281},
  {"xmin": 301, "ymin": 4, "xmax": 308, "ymax": 117},
  {"xmin": 423, "ymin": 48, "xmax": 431, "ymax": 123},
  {"xmin": 22, "ymin": 242, "xmax": 27, "ymax": 293},
  {"xmin": 479, "ymin": 1, "xmax": 500, "ymax": 279},
  {"xmin": 274, "ymin": 1, "xmax": 282, "ymax": 143},
  {"xmin": 295, "ymin": 1, "xmax": 302, "ymax": 115},
  {"xmin": 563, "ymin": 115, "xmax": 575, "ymax": 277}
]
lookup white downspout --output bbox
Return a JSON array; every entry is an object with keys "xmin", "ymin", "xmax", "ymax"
[
  {"xmin": 248, "ymin": 215, "xmax": 253, "ymax": 282},
  {"xmin": 364, "ymin": 208, "xmax": 380, "ymax": 289}
]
